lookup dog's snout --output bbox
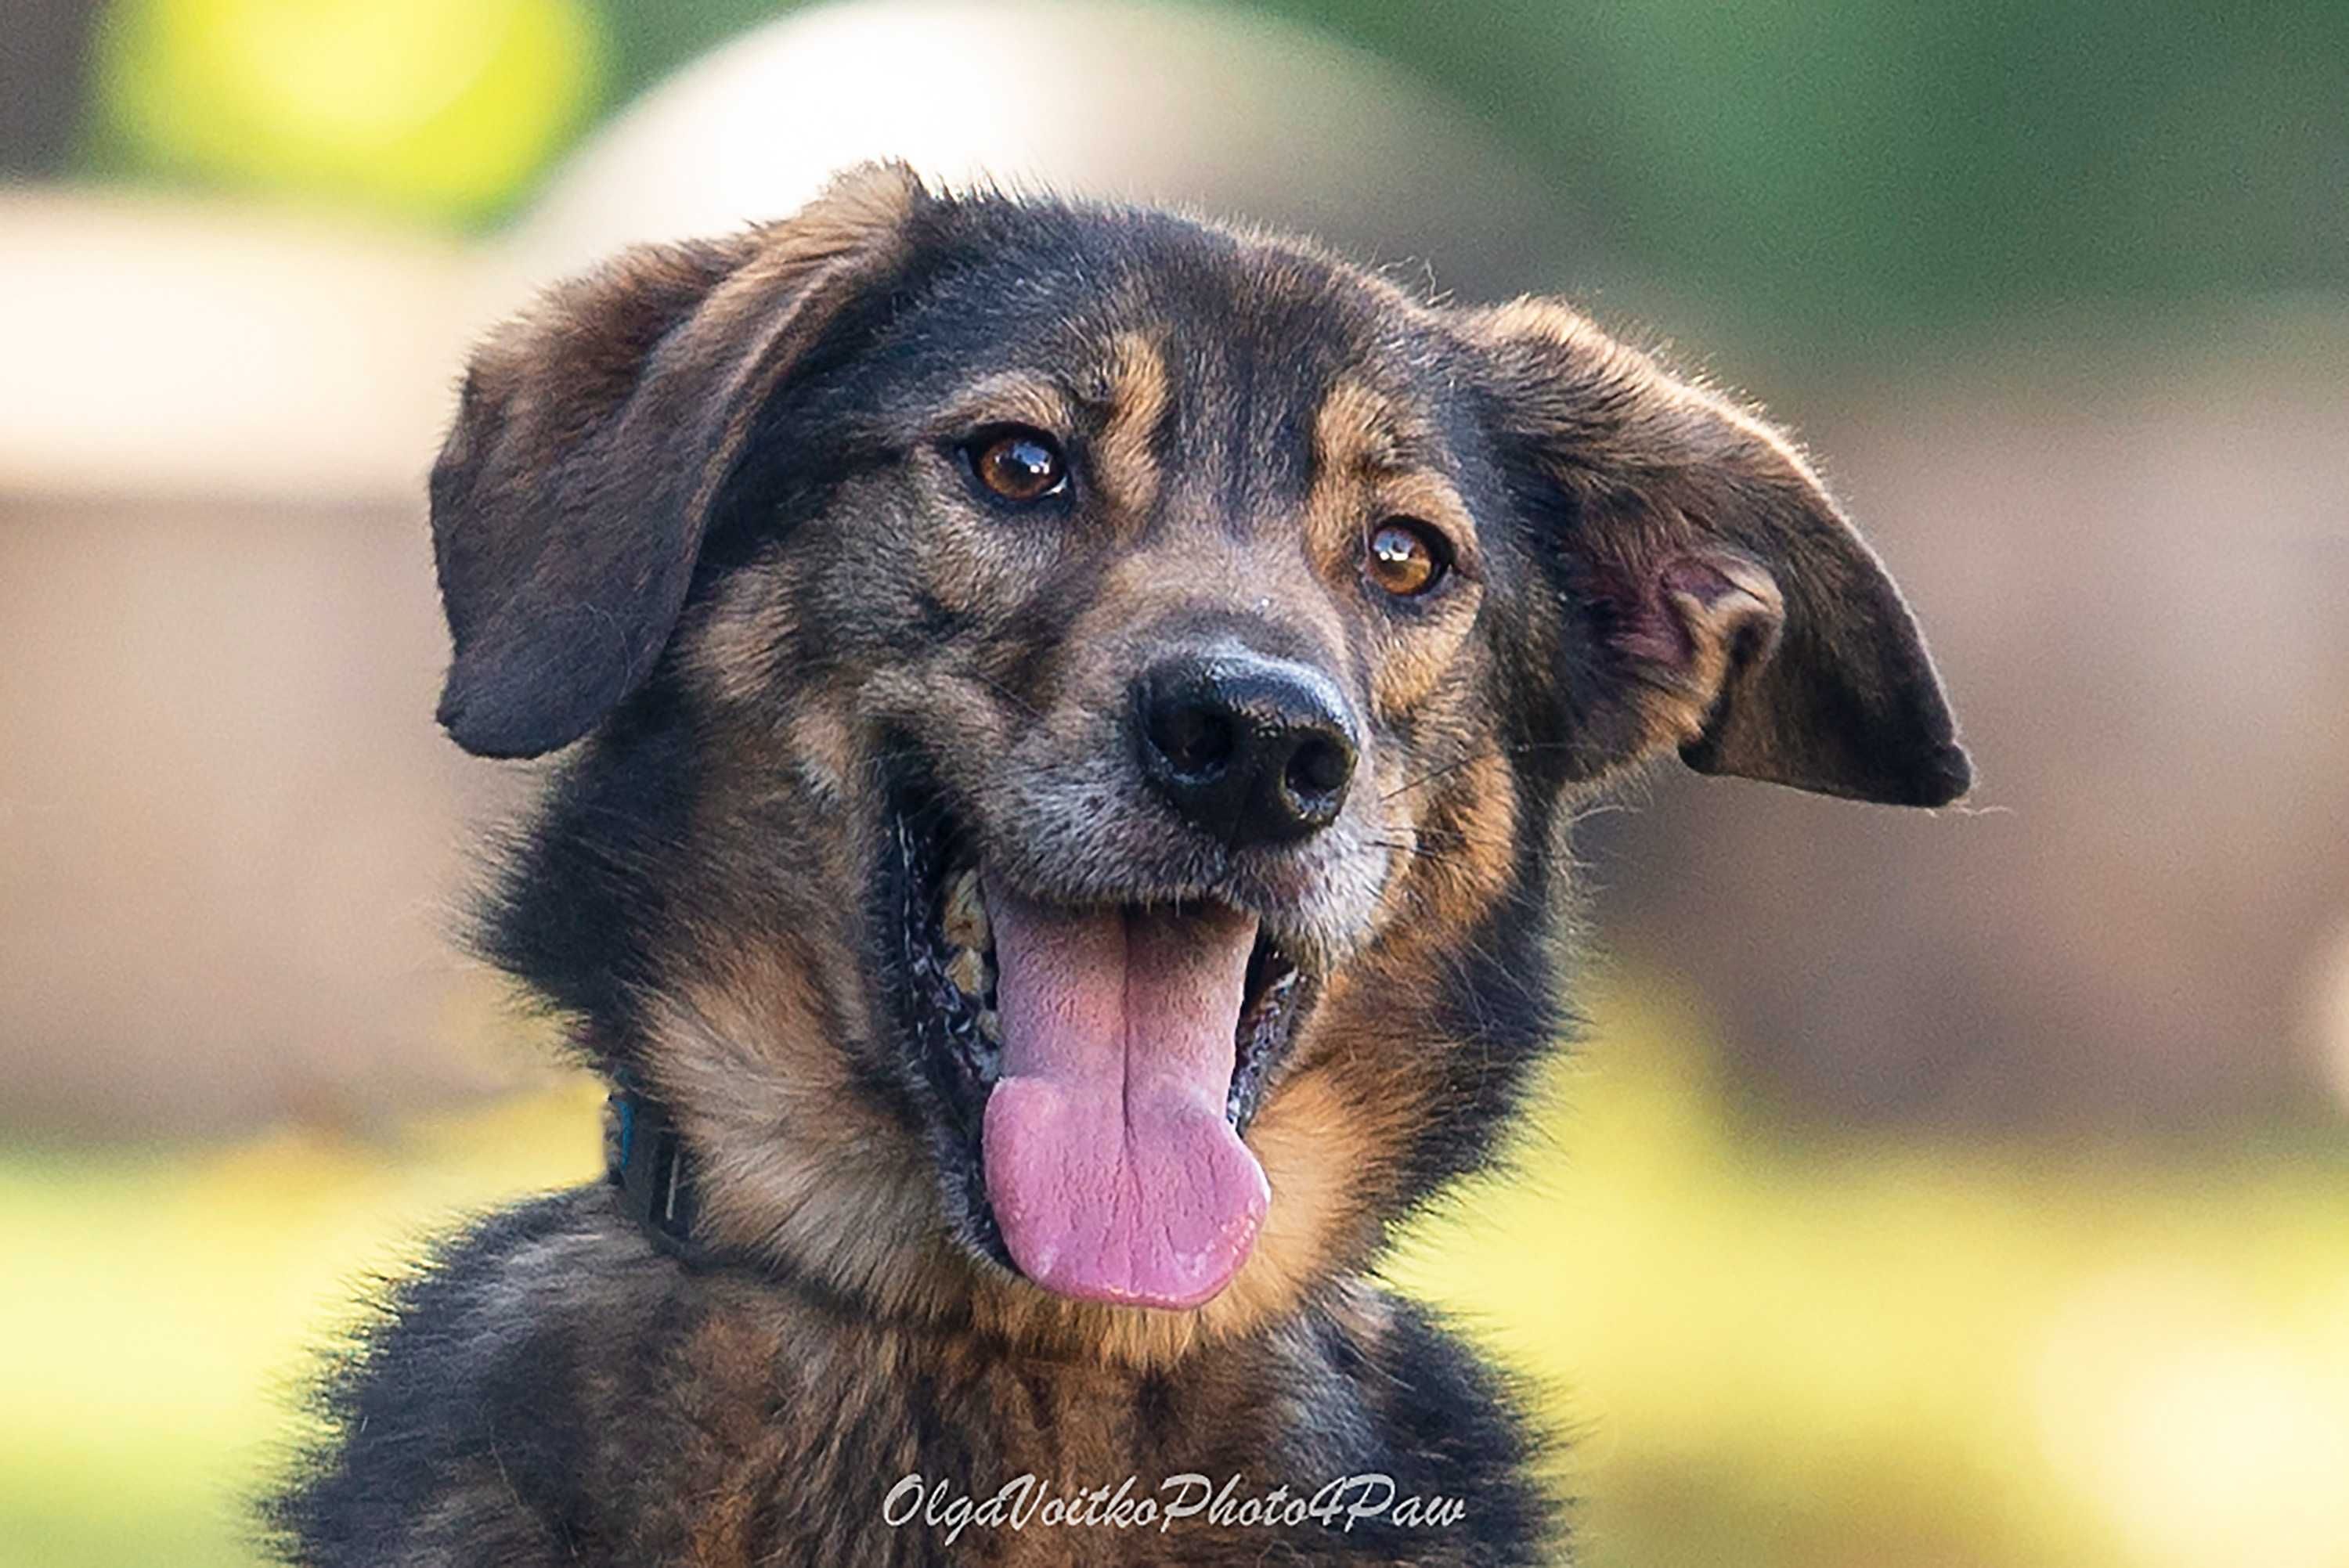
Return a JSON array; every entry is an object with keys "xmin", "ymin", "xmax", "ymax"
[{"xmin": 1135, "ymin": 654, "xmax": 1358, "ymax": 847}]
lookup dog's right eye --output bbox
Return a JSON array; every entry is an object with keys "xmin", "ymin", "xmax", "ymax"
[{"xmin": 964, "ymin": 426, "xmax": 1069, "ymax": 504}]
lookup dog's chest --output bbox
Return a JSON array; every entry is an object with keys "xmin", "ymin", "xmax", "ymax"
[{"xmin": 666, "ymin": 1307, "xmax": 1431, "ymax": 1566}]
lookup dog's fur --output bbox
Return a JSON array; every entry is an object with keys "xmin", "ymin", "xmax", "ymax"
[{"xmin": 269, "ymin": 165, "xmax": 1966, "ymax": 1566}]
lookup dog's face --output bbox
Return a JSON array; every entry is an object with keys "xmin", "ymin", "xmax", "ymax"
[{"xmin": 435, "ymin": 166, "xmax": 1965, "ymax": 1356}]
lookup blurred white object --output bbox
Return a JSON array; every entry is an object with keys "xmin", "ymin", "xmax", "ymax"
[
  {"xmin": 0, "ymin": 193, "xmax": 473, "ymax": 503},
  {"xmin": 493, "ymin": 0, "xmax": 1572, "ymax": 315}
]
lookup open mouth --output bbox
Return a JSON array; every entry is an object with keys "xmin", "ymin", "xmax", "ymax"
[{"xmin": 890, "ymin": 798, "xmax": 1307, "ymax": 1310}]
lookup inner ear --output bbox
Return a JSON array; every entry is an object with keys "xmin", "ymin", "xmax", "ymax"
[{"xmin": 1609, "ymin": 550, "xmax": 1785, "ymax": 726}]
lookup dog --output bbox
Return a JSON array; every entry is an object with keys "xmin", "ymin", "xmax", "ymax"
[{"xmin": 268, "ymin": 163, "xmax": 1967, "ymax": 1566}]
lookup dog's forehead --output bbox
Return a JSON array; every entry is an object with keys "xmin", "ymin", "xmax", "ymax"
[{"xmin": 883, "ymin": 203, "xmax": 1452, "ymax": 467}]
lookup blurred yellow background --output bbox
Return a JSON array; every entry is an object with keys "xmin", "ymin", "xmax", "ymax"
[{"xmin": 3, "ymin": 2, "xmax": 2345, "ymax": 1566}]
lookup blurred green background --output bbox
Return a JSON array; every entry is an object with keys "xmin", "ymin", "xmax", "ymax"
[
  {"xmin": 34, "ymin": 0, "xmax": 2349, "ymax": 344},
  {"xmin": 3, "ymin": 2, "xmax": 2346, "ymax": 1566}
]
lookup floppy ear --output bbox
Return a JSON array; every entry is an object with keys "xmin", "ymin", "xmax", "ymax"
[
  {"xmin": 1470, "ymin": 299, "xmax": 1970, "ymax": 806},
  {"xmin": 430, "ymin": 162, "xmax": 925, "ymax": 758}
]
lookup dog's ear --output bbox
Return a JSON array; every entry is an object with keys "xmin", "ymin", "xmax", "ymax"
[
  {"xmin": 1468, "ymin": 299, "xmax": 1969, "ymax": 806},
  {"xmin": 430, "ymin": 162, "xmax": 926, "ymax": 758}
]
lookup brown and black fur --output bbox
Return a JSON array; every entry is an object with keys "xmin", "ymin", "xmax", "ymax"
[{"xmin": 268, "ymin": 164, "xmax": 1967, "ymax": 1566}]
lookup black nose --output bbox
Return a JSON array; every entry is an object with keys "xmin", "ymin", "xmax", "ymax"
[{"xmin": 1135, "ymin": 654, "xmax": 1358, "ymax": 847}]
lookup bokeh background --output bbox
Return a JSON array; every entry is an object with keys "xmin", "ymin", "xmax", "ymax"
[{"xmin": 5, "ymin": 2, "xmax": 2347, "ymax": 1565}]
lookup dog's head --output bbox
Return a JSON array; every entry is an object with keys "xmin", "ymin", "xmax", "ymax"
[{"xmin": 435, "ymin": 165, "xmax": 1965, "ymax": 1356}]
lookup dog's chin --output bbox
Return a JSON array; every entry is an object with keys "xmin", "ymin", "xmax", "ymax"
[{"xmin": 883, "ymin": 785, "xmax": 1312, "ymax": 1312}]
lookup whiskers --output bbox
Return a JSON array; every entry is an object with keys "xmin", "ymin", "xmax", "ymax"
[{"xmin": 1378, "ymin": 738, "xmax": 1593, "ymax": 803}]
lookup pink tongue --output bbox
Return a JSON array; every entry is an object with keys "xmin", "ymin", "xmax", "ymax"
[{"xmin": 980, "ymin": 885, "xmax": 1269, "ymax": 1310}]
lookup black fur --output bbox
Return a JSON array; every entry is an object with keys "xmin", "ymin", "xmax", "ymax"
[{"xmin": 269, "ymin": 171, "xmax": 1965, "ymax": 1567}]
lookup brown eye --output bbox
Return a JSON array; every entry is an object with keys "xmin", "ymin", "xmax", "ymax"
[
  {"xmin": 1366, "ymin": 518, "xmax": 1451, "ymax": 597},
  {"xmin": 967, "ymin": 425, "xmax": 1067, "ymax": 503}
]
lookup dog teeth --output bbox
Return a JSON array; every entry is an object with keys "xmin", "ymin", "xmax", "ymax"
[
  {"xmin": 942, "ymin": 867, "xmax": 990, "ymax": 953},
  {"xmin": 945, "ymin": 946, "xmax": 993, "ymax": 999},
  {"xmin": 976, "ymin": 1007, "xmax": 1001, "ymax": 1045}
]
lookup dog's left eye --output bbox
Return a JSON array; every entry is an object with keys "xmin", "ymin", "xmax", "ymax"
[
  {"xmin": 1365, "ymin": 518, "xmax": 1452, "ymax": 598},
  {"xmin": 965, "ymin": 425, "xmax": 1069, "ymax": 503}
]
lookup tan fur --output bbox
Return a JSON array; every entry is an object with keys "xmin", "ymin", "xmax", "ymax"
[
  {"xmin": 691, "ymin": 563, "xmax": 798, "ymax": 710},
  {"xmin": 1090, "ymin": 331, "xmax": 1171, "ymax": 521},
  {"xmin": 1304, "ymin": 377, "xmax": 1484, "ymax": 721}
]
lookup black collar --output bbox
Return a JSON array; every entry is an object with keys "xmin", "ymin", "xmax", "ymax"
[{"xmin": 607, "ymin": 1083, "xmax": 723, "ymax": 1267}]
